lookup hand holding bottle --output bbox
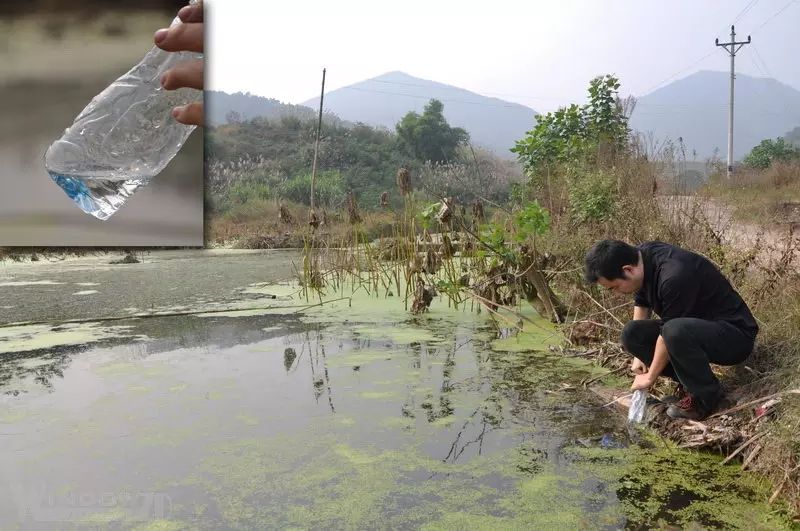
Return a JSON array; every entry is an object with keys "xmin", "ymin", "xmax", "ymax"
[{"xmin": 155, "ymin": 1, "xmax": 204, "ymax": 126}]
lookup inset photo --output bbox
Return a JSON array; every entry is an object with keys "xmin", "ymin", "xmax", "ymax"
[{"xmin": 0, "ymin": 0, "xmax": 204, "ymax": 246}]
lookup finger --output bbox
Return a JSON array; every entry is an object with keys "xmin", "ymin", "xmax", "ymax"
[
  {"xmin": 154, "ymin": 23, "xmax": 203, "ymax": 53},
  {"xmin": 172, "ymin": 102, "xmax": 204, "ymax": 127},
  {"xmin": 178, "ymin": 3, "xmax": 203, "ymax": 23},
  {"xmin": 161, "ymin": 60, "xmax": 204, "ymax": 90}
]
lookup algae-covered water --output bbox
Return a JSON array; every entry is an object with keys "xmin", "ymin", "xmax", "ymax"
[{"xmin": 0, "ymin": 279, "xmax": 790, "ymax": 529}]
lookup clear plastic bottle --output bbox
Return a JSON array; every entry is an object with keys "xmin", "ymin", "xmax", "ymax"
[
  {"xmin": 628, "ymin": 389, "xmax": 648, "ymax": 423},
  {"xmin": 44, "ymin": 0, "xmax": 201, "ymax": 220}
]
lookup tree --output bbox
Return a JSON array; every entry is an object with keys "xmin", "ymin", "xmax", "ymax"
[
  {"xmin": 396, "ymin": 99, "xmax": 469, "ymax": 164},
  {"xmin": 743, "ymin": 137, "xmax": 800, "ymax": 169},
  {"xmin": 511, "ymin": 75, "xmax": 630, "ymax": 179},
  {"xmin": 783, "ymin": 126, "xmax": 800, "ymax": 148},
  {"xmin": 225, "ymin": 110, "xmax": 243, "ymax": 124}
]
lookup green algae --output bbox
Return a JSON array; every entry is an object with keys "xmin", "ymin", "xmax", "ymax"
[
  {"xmin": 235, "ymin": 413, "xmax": 260, "ymax": 426},
  {"xmin": 0, "ymin": 410, "xmax": 28, "ymax": 423},
  {"xmin": 94, "ymin": 361, "xmax": 139, "ymax": 375},
  {"xmin": 195, "ymin": 307, "xmax": 290, "ymax": 318},
  {"xmin": 131, "ymin": 520, "xmax": 187, "ymax": 531},
  {"xmin": 491, "ymin": 324, "xmax": 560, "ymax": 352},
  {"xmin": 429, "ymin": 415, "xmax": 457, "ymax": 426},
  {"xmin": 240, "ymin": 281, "xmax": 302, "ymax": 298},
  {"xmin": 358, "ymin": 391, "xmax": 397, "ymax": 400},
  {"xmin": 563, "ymin": 442, "xmax": 793, "ymax": 529},
  {"xmin": 0, "ymin": 280, "xmax": 62, "ymax": 286},
  {"xmin": 380, "ymin": 416, "xmax": 415, "ymax": 430},
  {"xmin": 0, "ymin": 322, "xmax": 140, "ymax": 353},
  {"xmin": 325, "ymin": 350, "xmax": 394, "ymax": 368},
  {"xmin": 349, "ymin": 324, "xmax": 440, "ymax": 344},
  {"xmin": 184, "ymin": 429, "xmax": 622, "ymax": 529},
  {"xmin": 335, "ymin": 416, "xmax": 356, "ymax": 427}
]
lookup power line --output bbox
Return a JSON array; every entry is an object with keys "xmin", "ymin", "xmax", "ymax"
[
  {"xmin": 641, "ymin": 50, "xmax": 717, "ymax": 95},
  {"xmin": 358, "ymin": 78, "xmax": 567, "ymax": 102},
  {"xmin": 732, "ymin": 0, "xmax": 760, "ymax": 25},
  {"xmin": 752, "ymin": 0, "xmax": 797, "ymax": 32},
  {"xmin": 338, "ymin": 85, "xmax": 797, "ymax": 116},
  {"xmin": 337, "ymin": 85, "xmax": 535, "ymax": 110},
  {"xmin": 748, "ymin": 43, "xmax": 797, "ymax": 118},
  {"xmin": 750, "ymin": 43, "xmax": 773, "ymax": 78}
]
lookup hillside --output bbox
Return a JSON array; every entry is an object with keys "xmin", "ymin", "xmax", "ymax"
[
  {"xmin": 631, "ymin": 70, "xmax": 800, "ymax": 160},
  {"xmin": 208, "ymin": 70, "xmax": 800, "ymax": 164},
  {"xmin": 302, "ymin": 71, "xmax": 539, "ymax": 158},
  {"xmin": 206, "ymin": 91, "xmax": 345, "ymax": 128}
]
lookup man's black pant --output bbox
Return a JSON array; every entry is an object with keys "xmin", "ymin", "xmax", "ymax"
[{"xmin": 621, "ymin": 318, "xmax": 755, "ymax": 408}]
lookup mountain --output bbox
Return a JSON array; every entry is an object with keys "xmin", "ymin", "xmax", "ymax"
[
  {"xmin": 302, "ymin": 71, "xmax": 538, "ymax": 158},
  {"xmin": 630, "ymin": 70, "xmax": 800, "ymax": 160},
  {"xmin": 205, "ymin": 91, "xmax": 344, "ymax": 127}
]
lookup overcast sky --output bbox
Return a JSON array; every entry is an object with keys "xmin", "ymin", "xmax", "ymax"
[{"xmin": 207, "ymin": 0, "xmax": 800, "ymax": 113}]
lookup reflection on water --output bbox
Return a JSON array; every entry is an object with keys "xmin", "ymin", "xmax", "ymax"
[{"xmin": 0, "ymin": 295, "xmax": 787, "ymax": 529}]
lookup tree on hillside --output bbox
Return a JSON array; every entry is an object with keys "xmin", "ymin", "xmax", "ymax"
[
  {"xmin": 743, "ymin": 137, "xmax": 800, "ymax": 169},
  {"xmin": 225, "ymin": 110, "xmax": 242, "ymax": 124},
  {"xmin": 396, "ymin": 99, "xmax": 469, "ymax": 164},
  {"xmin": 785, "ymin": 126, "xmax": 800, "ymax": 148}
]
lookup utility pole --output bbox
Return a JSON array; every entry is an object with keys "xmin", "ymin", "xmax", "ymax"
[
  {"xmin": 310, "ymin": 68, "xmax": 326, "ymax": 212},
  {"xmin": 715, "ymin": 25, "xmax": 750, "ymax": 179}
]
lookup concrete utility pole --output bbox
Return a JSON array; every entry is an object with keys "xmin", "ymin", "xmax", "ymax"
[{"xmin": 715, "ymin": 25, "xmax": 750, "ymax": 179}]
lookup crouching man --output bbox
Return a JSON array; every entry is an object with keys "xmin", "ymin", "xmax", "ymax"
[{"xmin": 584, "ymin": 240, "xmax": 759, "ymax": 420}]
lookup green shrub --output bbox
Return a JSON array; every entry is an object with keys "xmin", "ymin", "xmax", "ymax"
[{"xmin": 568, "ymin": 172, "xmax": 617, "ymax": 223}]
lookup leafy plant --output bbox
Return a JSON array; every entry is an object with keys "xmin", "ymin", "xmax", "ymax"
[
  {"xmin": 277, "ymin": 171, "xmax": 346, "ymax": 207},
  {"xmin": 513, "ymin": 201, "xmax": 551, "ymax": 241},
  {"xmin": 417, "ymin": 201, "xmax": 441, "ymax": 230},
  {"xmin": 743, "ymin": 137, "xmax": 800, "ymax": 169},
  {"xmin": 512, "ymin": 75, "xmax": 630, "ymax": 181},
  {"xmin": 568, "ymin": 172, "xmax": 617, "ymax": 223}
]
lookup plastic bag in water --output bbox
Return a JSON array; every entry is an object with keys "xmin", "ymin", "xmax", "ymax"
[
  {"xmin": 628, "ymin": 389, "xmax": 648, "ymax": 423},
  {"xmin": 44, "ymin": 0, "xmax": 201, "ymax": 220}
]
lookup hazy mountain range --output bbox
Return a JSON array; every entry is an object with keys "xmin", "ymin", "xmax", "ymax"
[
  {"xmin": 301, "ymin": 71, "xmax": 538, "ymax": 157},
  {"xmin": 630, "ymin": 70, "xmax": 800, "ymax": 160},
  {"xmin": 208, "ymin": 70, "xmax": 800, "ymax": 161}
]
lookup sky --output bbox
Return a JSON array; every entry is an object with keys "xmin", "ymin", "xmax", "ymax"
[{"xmin": 207, "ymin": 0, "xmax": 800, "ymax": 113}]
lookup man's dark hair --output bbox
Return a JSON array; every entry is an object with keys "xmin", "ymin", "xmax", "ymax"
[{"xmin": 584, "ymin": 239, "xmax": 639, "ymax": 284}]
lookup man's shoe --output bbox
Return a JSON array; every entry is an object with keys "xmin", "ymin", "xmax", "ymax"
[
  {"xmin": 666, "ymin": 394, "xmax": 713, "ymax": 420},
  {"xmin": 660, "ymin": 384, "xmax": 687, "ymax": 405}
]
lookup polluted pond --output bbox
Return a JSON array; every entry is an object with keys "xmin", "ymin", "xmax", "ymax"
[{"xmin": 0, "ymin": 281, "xmax": 792, "ymax": 529}]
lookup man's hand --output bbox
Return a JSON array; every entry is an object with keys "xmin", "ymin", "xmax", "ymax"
[
  {"xmin": 630, "ymin": 372, "xmax": 655, "ymax": 391},
  {"xmin": 630, "ymin": 357, "xmax": 647, "ymax": 375},
  {"xmin": 155, "ymin": 2, "xmax": 204, "ymax": 126}
]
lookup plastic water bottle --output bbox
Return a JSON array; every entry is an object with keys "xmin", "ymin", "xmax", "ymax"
[
  {"xmin": 628, "ymin": 389, "xmax": 648, "ymax": 423},
  {"xmin": 44, "ymin": 0, "xmax": 201, "ymax": 220}
]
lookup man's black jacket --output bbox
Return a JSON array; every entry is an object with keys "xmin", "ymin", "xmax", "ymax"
[{"xmin": 634, "ymin": 241, "xmax": 758, "ymax": 338}]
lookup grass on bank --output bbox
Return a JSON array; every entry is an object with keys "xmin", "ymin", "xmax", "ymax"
[{"xmin": 703, "ymin": 162, "xmax": 800, "ymax": 226}]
